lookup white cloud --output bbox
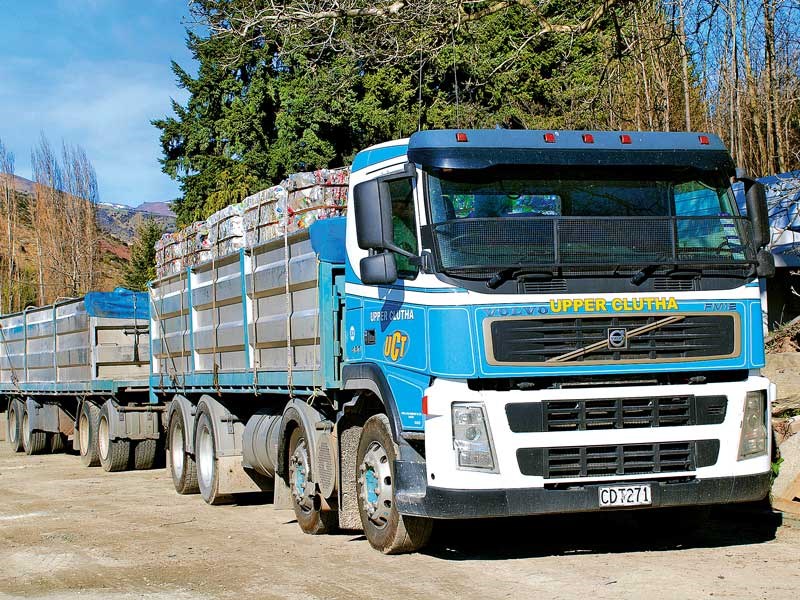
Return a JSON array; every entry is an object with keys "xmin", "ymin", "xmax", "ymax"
[{"xmin": 0, "ymin": 57, "xmax": 189, "ymax": 206}]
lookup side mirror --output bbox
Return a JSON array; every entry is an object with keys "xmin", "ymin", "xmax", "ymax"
[
  {"xmin": 756, "ymin": 249, "xmax": 775, "ymax": 278},
  {"xmin": 353, "ymin": 179, "xmax": 393, "ymax": 250},
  {"xmin": 360, "ymin": 253, "xmax": 398, "ymax": 285},
  {"xmin": 737, "ymin": 173, "xmax": 769, "ymax": 249}
]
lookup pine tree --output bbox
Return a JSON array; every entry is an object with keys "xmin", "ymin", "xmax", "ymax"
[{"xmin": 124, "ymin": 219, "xmax": 163, "ymax": 291}]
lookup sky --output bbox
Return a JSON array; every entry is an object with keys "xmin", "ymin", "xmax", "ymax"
[{"xmin": 0, "ymin": 0, "xmax": 196, "ymax": 206}]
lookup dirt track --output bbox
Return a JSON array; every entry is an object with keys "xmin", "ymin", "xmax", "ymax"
[{"xmin": 1, "ymin": 442, "xmax": 799, "ymax": 600}]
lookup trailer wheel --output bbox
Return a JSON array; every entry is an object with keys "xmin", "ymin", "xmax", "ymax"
[
  {"xmin": 133, "ymin": 439, "xmax": 157, "ymax": 470},
  {"xmin": 7, "ymin": 399, "xmax": 24, "ymax": 452},
  {"xmin": 288, "ymin": 426, "xmax": 337, "ymax": 535},
  {"xmin": 168, "ymin": 413, "xmax": 198, "ymax": 494},
  {"xmin": 98, "ymin": 403, "xmax": 130, "ymax": 472},
  {"xmin": 78, "ymin": 402, "xmax": 101, "ymax": 467},
  {"xmin": 21, "ymin": 406, "xmax": 47, "ymax": 455},
  {"xmin": 48, "ymin": 432, "xmax": 67, "ymax": 454},
  {"xmin": 356, "ymin": 414, "xmax": 432, "ymax": 554},
  {"xmin": 195, "ymin": 411, "xmax": 233, "ymax": 505}
]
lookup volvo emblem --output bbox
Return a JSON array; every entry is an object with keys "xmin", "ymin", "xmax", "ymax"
[{"xmin": 608, "ymin": 328, "xmax": 628, "ymax": 349}]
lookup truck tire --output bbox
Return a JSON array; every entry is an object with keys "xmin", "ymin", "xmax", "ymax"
[
  {"xmin": 133, "ymin": 439, "xmax": 158, "ymax": 470},
  {"xmin": 7, "ymin": 399, "xmax": 24, "ymax": 452},
  {"xmin": 356, "ymin": 414, "xmax": 433, "ymax": 554},
  {"xmin": 98, "ymin": 403, "xmax": 130, "ymax": 472},
  {"xmin": 195, "ymin": 411, "xmax": 233, "ymax": 505},
  {"xmin": 78, "ymin": 402, "xmax": 101, "ymax": 467},
  {"xmin": 48, "ymin": 432, "xmax": 67, "ymax": 453},
  {"xmin": 288, "ymin": 426, "xmax": 337, "ymax": 535},
  {"xmin": 21, "ymin": 406, "xmax": 47, "ymax": 455},
  {"xmin": 168, "ymin": 413, "xmax": 198, "ymax": 494}
]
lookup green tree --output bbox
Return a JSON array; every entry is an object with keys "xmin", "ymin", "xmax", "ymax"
[
  {"xmin": 124, "ymin": 219, "xmax": 163, "ymax": 291},
  {"xmin": 158, "ymin": 1, "xmax": 710, "ymax": 224}
]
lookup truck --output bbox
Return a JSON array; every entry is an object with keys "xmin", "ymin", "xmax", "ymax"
[
  {"xmin": 0, "ymin": 289, "xmax": 157, "ymax": 471},
  {"xmin": 4, "ymin": 129, "xmax": 777, "ymax": 554}
]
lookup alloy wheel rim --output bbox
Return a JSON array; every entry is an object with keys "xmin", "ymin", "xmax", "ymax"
[
  {"xmin": 289, "ymin": 437, "xmax": 314, "ymax": 513},
  {"xmin": 358, "ymin": 441, "xmax": 393, "ymax": 529},
  {"xmin": 79, "ymin": 413, "xmax": 89, "ymax": 455},
  {"xmin": 9, "ymin": 406, "xmax": 18, "ymax": 444},
  {"xmin": 197, "ymin": 423, "xmax": 214, "ymax": 489},
  {"xmin": 171, "ymin": 421, "xmax": 184, "ymax": 480},
  {"xmin": 98, "ymin": 416, "xmax": 109, "ymax": 460}
]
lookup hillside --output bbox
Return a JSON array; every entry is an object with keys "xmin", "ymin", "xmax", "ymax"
[
  {"xmin": 96, "ymin": 202, "xmax": 175, "ymax": 243},
  {"xmin": 0, "ymin": 174, "xmax": 176, "ymax": 304},
  {"xmin": 3, "ymin": 174, "xmax": 176, "ymax": 243}
]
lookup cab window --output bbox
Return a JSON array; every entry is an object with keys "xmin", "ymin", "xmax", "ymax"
[{"xmin": 388, "ymin": 178, "xmax": 419, "ymax": 279}]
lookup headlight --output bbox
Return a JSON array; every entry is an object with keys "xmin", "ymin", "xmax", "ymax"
[
  {"xmin": 452, "ymin": 403, "xmax": 497, "ymax": 471},
  {"xmin": 738, "ymin": 390, "xmax": 768, "ymax": 460}
]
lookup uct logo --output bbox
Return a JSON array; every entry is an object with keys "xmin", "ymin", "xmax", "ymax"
[
  {"xmin": 607, "ymin": 328, "xmax": 627, "ymax": 349},
  {"xmin": 383, "ymin": 331, "xmax": 409, "ymax": 362}
]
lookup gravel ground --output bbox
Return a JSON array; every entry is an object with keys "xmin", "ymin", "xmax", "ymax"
[{"xmin": 1, "ymin": 441, "xmax": 799, "ymax": 600}]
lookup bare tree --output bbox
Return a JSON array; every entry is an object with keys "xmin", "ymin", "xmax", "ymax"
[
  {"xmin": 31, "ymin": 134, "xmax": 100, "ymax": 303},
  {"xmin": 192, "ymin": 0, "xmax": 637, "ymax": 65},
  {"xmin": 0, "ymin": 138, "xmax": 17, "ymax": 313}
]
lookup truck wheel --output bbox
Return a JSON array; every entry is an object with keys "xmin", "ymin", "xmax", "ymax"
[
  {"xmin": 133, "ymin": 439, "xmax": 158, "ymax": 470},
  {"xmin": 7, "ymin": 399, "xmax": 24, "ymax": 452},
  {"xmin": 168, "ymin": 413, "xmax": 198, "ymax": 494},
  {"xmin": 48, "ymin": 432, "xmax": 67, "ymax": 453},
  {"xmin": 356, "ymin": 414, "xmax": 433, "ymax": 554},
  {"xmin": 21, "ymin": 406, "xmax": 47, "ymax": 455},
  {"xmin": 98, "ymin": 403, "xmax": 130, "ymax": 472},
  {"xmin": 288, "ymin": 426, "xmax": 337, "ymax": 534},
  {"xmin": 78, "ymin": 402, "xmax": 101, "ymax": 467},
  {"xmin": 195, "ymin": 411, "xmax": 233, "ymax": 505}
]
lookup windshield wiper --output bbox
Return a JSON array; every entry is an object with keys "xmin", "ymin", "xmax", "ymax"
[
  {"xmin": 631, "ymin": 264, "xmax": 704, "ymax": 286},
  {"xmin": 486, "ymin": 268, "xmax": 554, "ymax": 290}
]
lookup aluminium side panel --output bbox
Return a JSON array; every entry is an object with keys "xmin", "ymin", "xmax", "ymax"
[
  {"xmin": 192, "ymin": 253, "xmax": 248, "ymax": 372},
  {"xmin": 249, "ymin": 231, "xmax": 323, "ymax": 377},
  {"xmin": 0, "ymin": 313, "xmax": 26, "ymax": 389},
  {"xmin": 91, "ymin": 316, "xmax": 150, "ymax": 381},
  {"xmin": 55, "ymin": 299, "xmax": 91, "ymax": 383},
  {"xmin": 150, "ymin": 271, "xmax": 192, "ymax": 381},
  {"xmin": 25, "ymin": 305, "xmax": 57, "ymax": 384}
]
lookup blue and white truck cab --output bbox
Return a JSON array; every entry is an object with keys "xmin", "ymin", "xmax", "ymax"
[{"xmin": 343, "ymin": 129, "xmax": 775, "ymax": 546}]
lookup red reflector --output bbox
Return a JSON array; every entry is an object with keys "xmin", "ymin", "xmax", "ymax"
[
  {"xmin": 422, "ymin": 396, "xmax": 428, "ymax": 415},
  {"xmin": 456, "ymin": 132, "xmax": 468, "ymax": 143},
  {"xmin": 620, "ymin": 134, "xmax": 632, "ymax": 144},
  {"xmin": 699, "ymin": 135, "xmax": 710, "ymax": 145},
  {"xmin": 582, "ymin": 133, "xmax": 594, "ymax": 144},
  {"xmin": 543, "ymin": 132, "xmax": 556, "ymax": 143}
]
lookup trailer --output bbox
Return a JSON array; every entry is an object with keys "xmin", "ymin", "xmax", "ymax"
[
  {"xmin": 0, "ymin": 289, "xmax": 160, "ymax": 471},
  {"xmin": 149, "ymin": 129, "xmax": 777, "ymax": 554}
]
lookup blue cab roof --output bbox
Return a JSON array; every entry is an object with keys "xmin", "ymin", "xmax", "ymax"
[{"xmin": 406, "ymin": 129, "xmax": 735, "ymax": 173}]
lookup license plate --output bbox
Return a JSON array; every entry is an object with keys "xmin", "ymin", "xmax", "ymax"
[{"xmin": 598, "ymin": 484, "xmax": 652, "ymax": 508}]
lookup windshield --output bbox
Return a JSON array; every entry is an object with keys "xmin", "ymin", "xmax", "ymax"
[{"xmin": 426, "ymin": 167, "xmax": 755, "ymax": 274}]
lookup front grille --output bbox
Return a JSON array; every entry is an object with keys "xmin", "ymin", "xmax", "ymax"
[
  {"xmin": 517, "ymin": 440, "xmax": 719, "ymax": 478},
  {"xmin": 489, "ymin": 314, "xmax": 737, "ymax": 364},
  {"xmin": 505, "ymin": 395, "xmax": 727, "ymax": 432}
]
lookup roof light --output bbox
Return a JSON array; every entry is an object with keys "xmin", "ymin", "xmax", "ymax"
[
  {"xmin": 456, "ymin": 132, "xmax": 468, "ymax": 143},
  {"xmin": 698, "ymin": 135, "xmax": 710, "ymax": 145},
  {"xmin": 543, "ymin": 132, "xmax": 556, "ymax": 143},
  {"xmin": 620, "ymin": 134, "xmax": 632, "ymax": 144},
  {"xmin": 582, "ymin": 133, "xmax": 595, "ymax": 144}
]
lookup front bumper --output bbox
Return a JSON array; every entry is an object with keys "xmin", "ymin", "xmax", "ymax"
[
  {"xmin": 398, "ymin": 375, "xmax": 774, "ymax": 519},
  {"xmin": 394, "ymin": 462, "xmax": 770, "ymax": 519}
]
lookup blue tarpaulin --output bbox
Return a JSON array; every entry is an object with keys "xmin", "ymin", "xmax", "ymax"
[
  {"xmin": 309, "ymin": 217, "xmax": 347, "ymax": 264},
  {"xmin": 84, "ymin": 288, "xmax": 149, "ymax": 320},
  {"xmin": 735, "ymin": 171, "xmax": 800, "ymax": 267}
]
